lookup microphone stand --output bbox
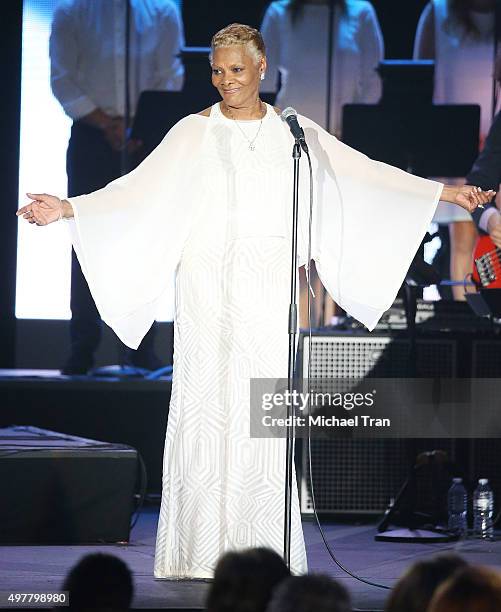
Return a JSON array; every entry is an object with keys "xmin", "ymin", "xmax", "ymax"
[{"xmin": 283, "ymin": 140, "xmax": 302, "ymax": 568}]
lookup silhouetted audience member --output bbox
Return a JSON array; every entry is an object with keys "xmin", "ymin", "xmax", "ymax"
[
  {"xmin": 428, "ymin": 565, "xmax": 501, "ymax": 612},
  {"xmin": 206, "ymin": 547, "xmax": 290, "ymax": 612},
  {"xmin": 385, "ymin": 553, "xmax": 467, "ymax": 612},
  {"xmin": 62, "ymin": 553, "xmax": 133, "ymax": 610},
  {"xmin": 266, "ymin": 575, "xmax": 351, "ymax": 612}
]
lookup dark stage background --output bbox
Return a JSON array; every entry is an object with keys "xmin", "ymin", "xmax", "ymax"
[{"xmin": 2, "ymin": 0, "xmax": 429, "ymax": 369}]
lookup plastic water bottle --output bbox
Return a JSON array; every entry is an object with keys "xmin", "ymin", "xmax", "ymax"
[
  {"xmin": 473, "ymin": 478, "xmax": 494, "ymax": 540},
  {"xmin": 448, "ymin": 478, "xmax": 468, "ymax": 537}
]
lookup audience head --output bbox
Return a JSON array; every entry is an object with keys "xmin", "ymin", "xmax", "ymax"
[
  {"xmin": 62, "ymin": 552, "xmax": 133, "ymax": 610},
  {"xmin": 206, "ymin": 547, "xmax": 290, "ymax": 612},
  {"xmin": 385, "ymin": 553, "xmax": 467, "ymax": 612},
  {"xmin": 266, "ymin": 574, "xmax": 351, "ymax": 612},
  {"xmin": 428, "ymin": 565, "xmax": 501, "ymax": 612}
]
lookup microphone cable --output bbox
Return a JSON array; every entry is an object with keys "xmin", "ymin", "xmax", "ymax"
[{"xmin": 302, "ymin": 147, "xmax": 391, "ymax": 592}]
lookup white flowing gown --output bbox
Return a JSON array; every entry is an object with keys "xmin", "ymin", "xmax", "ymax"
[{"xmin": 66, "ymin": 102, "xmax": 442, "ymax": 578}]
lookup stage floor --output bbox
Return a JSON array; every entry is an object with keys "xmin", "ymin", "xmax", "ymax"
[{"xmin": 1, "ymin": 507, "xmax": 500, "ymax": 611}]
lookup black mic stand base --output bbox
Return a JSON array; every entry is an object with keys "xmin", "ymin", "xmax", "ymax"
[{"xmin": 375, "ymin": 528, "xmax": 457, "ymax": 543}]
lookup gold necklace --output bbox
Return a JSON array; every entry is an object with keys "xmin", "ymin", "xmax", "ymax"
[{"xmin": 223, "ymin": 101, "xmax": 266, "ymax": 151}]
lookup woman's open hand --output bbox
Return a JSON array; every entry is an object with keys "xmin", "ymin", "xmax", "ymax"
[
  {"xmin": 453, "ymin": 185, "xmax": 496, "ymax": 213},
  {"xmin": 17, "ymin": 193, "xmax": 63, "ymax": 225}
]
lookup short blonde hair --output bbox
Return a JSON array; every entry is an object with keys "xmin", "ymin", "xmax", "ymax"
[{"xmin": 210, "ymin": 23, "xmax": 265, "ymax": 64}]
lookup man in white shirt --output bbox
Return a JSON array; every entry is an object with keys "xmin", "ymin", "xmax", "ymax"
[{"xmin": 50, "ymin": 0, "xmax": 184, "ymax": 374}]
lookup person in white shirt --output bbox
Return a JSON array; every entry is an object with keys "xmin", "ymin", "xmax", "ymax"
[
  {"xmin": 50, "ymin": 0, "xmax": 184, "ymax": 374},
  {"xmin": 260, "ymin": 0, "xmax": 384, "ymax": 326},
  {"xmin": 414, "ymin": 0, "xmax": 496, "ymax": 300},
  {"xmin": 260, "ymin": 0, "xmax": 384, "ymax": 136}
]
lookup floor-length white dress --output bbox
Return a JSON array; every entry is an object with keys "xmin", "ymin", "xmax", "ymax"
[
  {"xmin": 66, "ymin": 102, "xmax": 442, "ymax": 579},
  {"xmin": 261, "ymin": 0, "xmax": 384, "ymax": 135},
  {"xmin": 153, "ymin": 103, "xmax": 307, "ymax": 577}
]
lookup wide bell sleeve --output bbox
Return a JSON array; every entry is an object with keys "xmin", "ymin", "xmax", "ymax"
[
  {"xmin": 299, "ymin": 116, "xmax": 442, "ymax": 330},
  {"xmin": 66, "ymin": 115, "xmax": 206, "ymax": 349}
]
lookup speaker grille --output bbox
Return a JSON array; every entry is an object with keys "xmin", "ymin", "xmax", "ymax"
[
  {"xmin": 303, "ymin": 335, "xmax": 456, "ymax": 379},
  {"xmin": 471, "ymin": 340, "xmax": 501, "ymax": 377},
  {"xmin": 300, "ymin": 334, "xmax": 456, "ymax": 513},
  {"xmin": 301, "ymin": 438, "xmax": 406, "ymax": 513},
  {"xmin": 469, "ymin": 341, "xmax": 501, "ymax": 503}
]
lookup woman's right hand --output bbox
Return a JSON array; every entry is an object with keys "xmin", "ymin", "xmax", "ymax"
[{"xmin": 17, "ymin": 193, "xmax": 65, "ymax": 225}]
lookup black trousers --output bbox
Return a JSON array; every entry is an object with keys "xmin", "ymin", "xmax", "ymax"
[{"xmin": 66, "ymin": 121, "xmax": 156, "ymax": 363}]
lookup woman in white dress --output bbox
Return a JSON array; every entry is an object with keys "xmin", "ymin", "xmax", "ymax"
[
  {"xmin": 414, "ymin": 0, "xmax": 497, "ymax": 299},
  {"xmin": 18, "ymin": 24, "xmax": 492, "ymax": 579},
  {"xmin": 261, "ymin": 0, "xmax": 384, "ymax": 325},
  {"xmin": 260, "ymin": 0, "xmax": 384, "ymax": 135}
]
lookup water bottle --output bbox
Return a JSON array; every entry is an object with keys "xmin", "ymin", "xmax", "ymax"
[
  {"xmin": 473, "ymin": 478, "xmax": 494, "ymax": 540},
  {"xmin": 447, "ymin": 477, "xmax": 468, "ymax": 537}
]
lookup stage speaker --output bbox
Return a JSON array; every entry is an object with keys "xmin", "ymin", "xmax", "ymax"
[
  {"xmin": 471, "ymin": 339, "xmax": 501, "ymax": 377},
  {"xmin": 0, "ymin": 426, "xmax": 138, "ymax": 544},
  {"xmin": 299, "ymin": 333, "xmax": 457, "ymax": 514},
  {"xmin": 469, "ymin": 339, "xmax": 501, "ymax": 505}
]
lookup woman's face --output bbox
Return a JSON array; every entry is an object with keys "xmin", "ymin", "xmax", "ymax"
[{"xmin": 211, "ymin": 45, "xmax": 266, "ymax": 109}]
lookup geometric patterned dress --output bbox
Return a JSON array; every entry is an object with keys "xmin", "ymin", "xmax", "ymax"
[{"xmin": 154, "ymin": 103, "xmax": 307, "ymax": 577}]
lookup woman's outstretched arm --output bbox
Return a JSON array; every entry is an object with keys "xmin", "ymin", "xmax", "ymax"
[
  {"xmin": 440, "ymin": 184, "xmax": 495, "ymax": 212},
  {"xmin": 17, "ymin": 193, "xmax": 73, "ymax": 225}
]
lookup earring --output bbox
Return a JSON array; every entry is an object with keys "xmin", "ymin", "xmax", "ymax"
[{"xmin": 260, "ymin": 72, "xmax": 265, "ymax": 81}]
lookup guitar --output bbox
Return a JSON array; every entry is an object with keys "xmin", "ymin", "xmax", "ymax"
[{"xmin": 472, "ymin": 235, "xmax": 501, "ymax": 288}]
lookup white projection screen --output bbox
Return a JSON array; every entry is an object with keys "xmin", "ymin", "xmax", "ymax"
[
  {"xmin": 16, "ymin": 0, "xmax": 176, "ymax": 321},
  {"xmin": 16, "ymin": 0, "xmax": 72, "ymax": 320}
]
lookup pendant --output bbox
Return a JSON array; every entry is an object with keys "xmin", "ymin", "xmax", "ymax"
[{"xmin": 249, "ymin": 143, "xmax": 255, "ymax": 151}]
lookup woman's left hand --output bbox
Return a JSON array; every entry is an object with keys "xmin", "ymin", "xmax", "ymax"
[{"xmin": 454, "ymin": 185, "xmax": 496, "ymax": 212}]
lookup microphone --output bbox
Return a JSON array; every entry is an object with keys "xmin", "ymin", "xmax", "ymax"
[{"xmin": 280, "ymin": 107, "xmax": 308, "ymax": 152}]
